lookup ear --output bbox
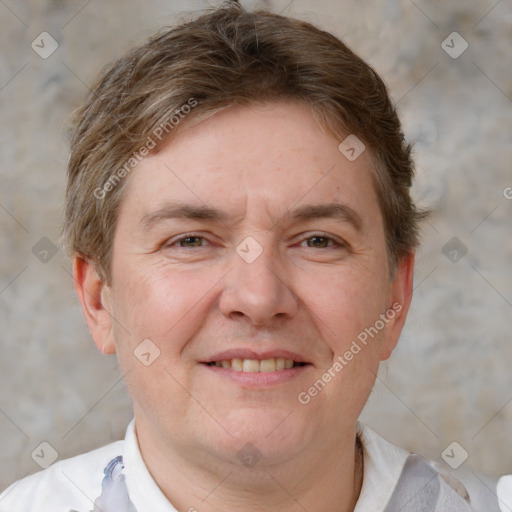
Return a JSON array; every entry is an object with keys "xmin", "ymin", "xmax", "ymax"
[
  {"xmin": 73, "ymin": 256, "xmax": 116, "ymax": 355},
  {"xmin": 380, "ymin": 252, "xmax": 415, "ymax": 360}
]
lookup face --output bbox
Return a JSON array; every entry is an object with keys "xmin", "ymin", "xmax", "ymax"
[{"xmin": 78, "ymin": 101, "xmax": 413, "ymax": 471}]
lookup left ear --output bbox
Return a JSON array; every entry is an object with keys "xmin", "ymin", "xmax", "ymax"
[
  {"xmin": 73, "ymin": 255, "xmax": 117, "ymax": 355},
  {"xmin": 380, "ymin": 252, "xmax": 415, "ymax": 360}
]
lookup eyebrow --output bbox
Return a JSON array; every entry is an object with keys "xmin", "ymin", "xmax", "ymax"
[
  {"xmin": 140, "ymin": 202, "xmax": 363, "ymax": 231},
  {"xmin": 287, "ymin": 203, "xmax": 363, "ymax": 231},
  {"xmin": 141, "ymin": 203, "xmax": 228, "ymax": 230}
]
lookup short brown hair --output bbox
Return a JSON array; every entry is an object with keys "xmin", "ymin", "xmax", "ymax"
[{"xmin": 63, "ymin": 3, "xmax": 427, "ymax": 283}]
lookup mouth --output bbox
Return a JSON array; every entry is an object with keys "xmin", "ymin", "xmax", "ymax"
[
  {"xmin": 201, "ymin": 350, "xmax": 312, "ymax": 387},
  {"xmin": 206, "ymin": 357, "xmax": 308, "ymax": 373}
]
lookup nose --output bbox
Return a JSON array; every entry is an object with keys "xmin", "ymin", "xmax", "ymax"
[{"xmin": 219, "ymin": 242, "xmax": 298, "ymax": 326}]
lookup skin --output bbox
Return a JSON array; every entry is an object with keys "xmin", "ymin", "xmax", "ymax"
[{"xmin": 74, "ymin": 101, "xmax": 414, "ymax": 512}]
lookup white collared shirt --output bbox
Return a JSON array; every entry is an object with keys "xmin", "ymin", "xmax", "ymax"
[{"xmin": 0, "ymin": 420, "xmax": 497, "ymax": 511}]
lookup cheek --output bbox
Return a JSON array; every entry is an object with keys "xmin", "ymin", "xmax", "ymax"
[
  {"xmin": 109, "ymin": 264, "xmax": 217, "ymax": 416},
  {"xmin": 304, "ymin": 270, "xmax": 388, "ymax": 418},
  {"xmin": 298, "ymin": 263, "xmax": 389, "ymax": 350},
  {"xmin": 111, "ymin": 261, "xmax": 220, "ymax": 352}
]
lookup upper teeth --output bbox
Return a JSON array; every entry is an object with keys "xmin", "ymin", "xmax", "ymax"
[{"xmin": 212, "ymin": 358, "xmax": 295, "ymax": 372}]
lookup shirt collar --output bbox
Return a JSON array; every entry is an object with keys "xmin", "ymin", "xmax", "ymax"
[
  {"xmin": 122, "ymin": 419, "xmax": 179, "ymax": 511},
  {"xmin": 354, "ymin": 422, "xmax": 409, "ymax": 512}
]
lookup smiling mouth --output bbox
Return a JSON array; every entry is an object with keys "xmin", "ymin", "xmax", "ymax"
[{"xmin": 206, "ymin": 358, "xmax": 308, "ymax": 373}]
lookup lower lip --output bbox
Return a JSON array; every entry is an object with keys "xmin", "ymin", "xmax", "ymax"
[{"xmin": 201, "ymin": 364, "xmax": 311, "ymax": 387}]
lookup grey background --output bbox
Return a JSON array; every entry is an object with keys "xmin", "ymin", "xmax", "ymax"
[{"xmin": 1, "ymin": 0, "xmax": 511, "ymax": 491}]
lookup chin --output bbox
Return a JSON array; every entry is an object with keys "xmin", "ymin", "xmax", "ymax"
[{"xmin": 213, "ymin": 409, "xmax": 309, "ymax": 464}]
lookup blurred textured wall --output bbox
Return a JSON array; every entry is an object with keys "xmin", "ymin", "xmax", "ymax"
[{"xmin": 1, "ymin": 0, "xmax": 511, "ymax": 490}]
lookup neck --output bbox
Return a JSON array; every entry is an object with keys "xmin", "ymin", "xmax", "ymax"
[{"xmin": 136, "ymin": 424, "xmax": 364, "ymax": 512}]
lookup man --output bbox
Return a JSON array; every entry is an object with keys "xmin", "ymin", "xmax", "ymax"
[{"xmin": 0, "ymin": 3, "xmax": 501, "ymax": 511}]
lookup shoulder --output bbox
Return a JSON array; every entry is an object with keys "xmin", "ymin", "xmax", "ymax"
[
  {"xmin": 357, "ymin": 423, "xmax": 500, "ymax": 511},
  {"xmin": 0, "ymin": 440, "xmax": 124, "ymax": 512}
]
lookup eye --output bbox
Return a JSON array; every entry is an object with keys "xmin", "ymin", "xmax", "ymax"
[
  {"xmin": 158, "ymin": 232, "xmax": 219, "ymax": 261},
  {"xmin": 301, "ymin": 235, "xmax": 340, "ymax": 249},
  {"xmin": 178, "ymin": 235, "xmax": 206, "ymax": 247},
  {"xmin": 165, "ymin": 235, "xmax": 209, "ymax": 248}
]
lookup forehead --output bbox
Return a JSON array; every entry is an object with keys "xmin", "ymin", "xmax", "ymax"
[{"xmin": 118, "ymin": 101, "xmax": 381, "ymax": 226}]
